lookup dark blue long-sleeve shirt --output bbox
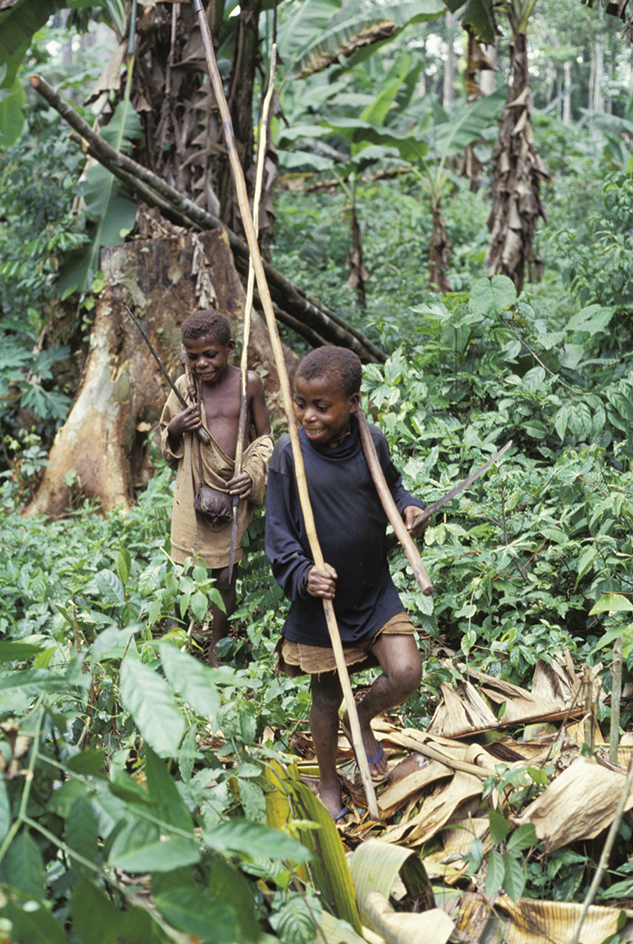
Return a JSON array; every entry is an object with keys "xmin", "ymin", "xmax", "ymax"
[{"xmin": 265, "ymin": 416, "xmax": 424, "ymax": 647}]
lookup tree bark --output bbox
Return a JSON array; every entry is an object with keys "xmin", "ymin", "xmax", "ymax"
[
  {"xmin": 23, "ymin": 229, "xmax": 297, "ymax": 518},
  {"xmin": 485, "ymin": 30, "xmax": 550, "ymax": 293},
  {"xmin": 30, "ymin": 74, "xmax": 384, "ymax": 364}
]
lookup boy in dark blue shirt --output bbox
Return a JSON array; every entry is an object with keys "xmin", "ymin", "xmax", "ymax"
[{"xmin": 265, "ymin": 346, "xmax": 426, "ymax": 819}]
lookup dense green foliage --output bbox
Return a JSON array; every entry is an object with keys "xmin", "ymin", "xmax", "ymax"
[{"xmin": 3, "ymin": 2, "xmax": 633, "ymax": 938}]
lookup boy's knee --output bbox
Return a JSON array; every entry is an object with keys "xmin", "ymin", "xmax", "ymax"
[{"xmin": 395, "ymin": 658, "xmax": 422, "ymax": 700}]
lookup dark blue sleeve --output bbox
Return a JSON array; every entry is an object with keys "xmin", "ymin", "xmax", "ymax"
[
  {"xmin": 265, "ymin": 438, "xmax": 314, "ymax": 602},
  {"xmin": 371, "ymin": 425, "xmax": 425, "ymax": 514}
]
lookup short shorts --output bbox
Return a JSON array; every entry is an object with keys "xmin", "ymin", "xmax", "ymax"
[{"xmin": 275, "ymin": 611, "xmax": 416, "ymax": 678}]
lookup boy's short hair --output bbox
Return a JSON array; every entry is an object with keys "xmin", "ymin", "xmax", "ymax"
[
  {"xmin": 295, "ymin": 346, "xmax": 362, "ymax": 397},
  {"xmin": 181, "ymin": 309, "xmax": 232, "ymax": 345}
]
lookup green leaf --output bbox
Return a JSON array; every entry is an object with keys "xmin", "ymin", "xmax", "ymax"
[
  {"xmin": 484, "ymin": 848, "xmax": 505, "ymax": 898},
  {"xmin": 119, "ymin": 659, "xmax": 185, "ymax": 755},
  {"xmin": 502, "ymin": 852, "xmax": 526, "ymax": 902},
  {"xmin": 489, "ymin": 809, "xmax": 510, "ymax": 845},
  {"xmin": 0, "ymin": 78, "xmax": 25, "ymax": 148},
  {"xmin": 507, "ymin": 823, "xmax": 537, "ymax": 853},
  {"xmin": 65, "ymin": 748, "xmax": 107, "ymax": 776},
  {"xmin": 160, "ymin": 645, "xmax": 220, "ymax": 719},
  {"xmin": 71, "ymin": 876, "xmax": 129, "ymax": 944},
  {"xmin": 2, "ymin": 896, "xmax": 67, "ymax": 944},
  {"xmin": 144, "ymin": 745, "xmax": 194, "ymax": 834},
  {"xmin": 0, "ymin": 640, "xmax": 44, "ymax": 661},
  {"xmin": 108, "ymin": 820, "xmax": 200, "ymax": 873},
  {"xmin": 115, "ymin": 548, "xmax": 131, "ymax": 588},
  {"xmin": 189, "ymin": 588, "xmax": 210, "ymax": 622},
  {"xmin": 0, "ymin": 779, "xmax": 10, "ymax": 843},
  {"xmin": 589, "ymin": 593, "xmax": 633, "ymax": 615},
  {"xmin": 576, "ymin": 546, "xmax": 597, "ymax": 582},
  {"xmin": 469, "ymin": 276, "xmax": 516, "ymax": 318},
  {"xmin": 65, "ymin": 795, "xmax": 99, "ymax": 874},
  {"xmin": 151, "ymin": 883, "xmax": 237, "ymax": 944},
  {"xmin": 4, "ymin": 830, "xmax": 45, "ymax": 898},
  {"xmin": 202, "ymin": 819, "xmax": 310, "ymax": 864},
  {"xmin": 94, "ymin": 569, "xmax": 125, "ymax": 605}
]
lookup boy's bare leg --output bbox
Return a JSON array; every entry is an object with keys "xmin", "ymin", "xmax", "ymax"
[
  {"xmin": 342, "ymin": 634, "xmax": 421, "ymax": 777},
  {"xmin": 310, "ymin": 671, "xmax": 345, "ymax": 818},
  {"xmin": 206, "ymin": 565, "xmax": 237, "ymax": 667}
]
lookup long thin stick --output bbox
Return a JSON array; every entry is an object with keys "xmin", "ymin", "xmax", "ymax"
[
  {"xmin": 357, "ymin": 410, "xmax": 433, "ymax": 596},
  {"xmin": 229, "ymin": 45, "xmax": 278, "ymax": 581},
  {"xmin": 191, "ymin": 0, "xmax": 379, "ymax": 819},
  {"xmin": 570, "ymin": 754, "xmax": 633, "ymax": 944}
]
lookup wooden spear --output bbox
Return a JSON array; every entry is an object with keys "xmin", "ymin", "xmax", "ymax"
[
  {"xmin": 190, "ymin": 0, "xmax": 380, "ymax": 819},
  {"xmin": 357, "ymin": 410, "xmax": 433, "ymax": 596},
  {"xmin": 229, "ymin": 45, "xmax": 277, "ymax": 582}
]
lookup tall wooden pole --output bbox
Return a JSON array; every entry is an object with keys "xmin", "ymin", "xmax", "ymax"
[{"xmin": 190, "ymin": 0, "xmax": 379, "ymax": 819}]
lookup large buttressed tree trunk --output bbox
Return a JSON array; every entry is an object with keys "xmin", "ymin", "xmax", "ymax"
[
  {"xmin": 485, "ymin": 25, "xmax": 550, "ymax": 293},
  {"xmin": 23, "ymin": 230, "xmax": 296, "ymax": 518}
]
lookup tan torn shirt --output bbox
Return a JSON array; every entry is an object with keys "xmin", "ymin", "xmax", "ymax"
[{"xmin": 160, "ymin": 376, "xmax": 274, "ymax": 569}]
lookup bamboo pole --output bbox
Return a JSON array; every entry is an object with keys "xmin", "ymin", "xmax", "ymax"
[
  {"xmin": 190, "ymin": 0, "xmax": 380, "ymax": 819},
  {"xmin": 357, "ymin": 410, "xmax": 433, "ymax": 596},
  {"xmin": 571, "ymin": 754, "xmax": 633, "ymax": 944},
  {"xmin": 609, "ymin": 636, "xmax": 623, "ymax": 765},
  {"xmin": 229, "ymin": 46, "xmax": 277, "ymax": 580}
]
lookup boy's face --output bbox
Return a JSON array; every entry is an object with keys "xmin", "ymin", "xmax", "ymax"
[
  {"xmin": 294, "ymin": 374, "xmax": 360, "ymax": 448},
  {"xmin": 183, "ymin": 333, "xmax": 235, "ymax": 385}
]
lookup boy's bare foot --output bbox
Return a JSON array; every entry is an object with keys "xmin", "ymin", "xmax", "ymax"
[
  {"xmin": 318, "ymin": 777, "xmax": 345, "ymax": 819},
  {"xmin": 341, "ymin": 712, "xmax": 388, "ymax": 778}
]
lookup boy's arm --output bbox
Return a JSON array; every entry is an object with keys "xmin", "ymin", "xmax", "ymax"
[
  {"xmin": 228, "ymin": 372, "xmax": 272, "ymax": 499},
  {"xmin": 248, "ymin": 371, "xmax": 272, "ymax": 438},
  {"xmin": 265, "ymin": 445, "xmax": 314, "ymax": 600}
]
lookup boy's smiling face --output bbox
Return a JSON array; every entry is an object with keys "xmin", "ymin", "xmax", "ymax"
[
  {"xmin": 294, "ymin": 374, "xmax": 360, "ymax": 448},
  {"xmin": 183, "ymin": 333, "xmax": 235, "ymax": 385}
]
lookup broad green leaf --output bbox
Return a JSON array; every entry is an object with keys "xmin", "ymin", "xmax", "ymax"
[
  {"xmin": 65, "ymin": 748, "xmax": 107, "ymax": 776},
  {"xmin": 108, "ymin": 820, "xmax": 199, "ymax": 872},
  {"xmin": 0, "ymin": 779, "xmax": 10, "ymax": 843},
  {"xmin": 160, "ymin": 645, "xmax": 220, "ymax": 719},
  {"xmin": 488, "ymin": 809, "xmax": 510, "ymax": 845},
  {"xmin": 1, "ymin": 896, "xmax": 67, "ymax": 944},
  {"xmin": 566, "ymin": 304, "xmax": 615, "ymax": 334},
  {"xmin": 0, "ymin": 79, "xmax": 25, "ymax": 147},
  {"xmin": 119, "ymin": 659, "xmax": 185, "ymax": 755},
  {"xmin": 502, "ymin": 852, "xmax": 526, "ymax": 902},
  {"xmin": 484, "ymin": 848, "xmax": 505, "ymax": 898},
  {"xmin": 202, "ymin": 819, "xmax": 310, "ymax": 865},
  {"xmin": 448, "ymin": 0, "xmax": 497, "ymax": 43},
  {"xmin": 115, "ymin": 548, "xmax": 131, "ymax": 588},
  {"xmin": 0, "ymin": 640, "xmax": 44, "ymax": 661},
  {"xmin": 4, "ymin": 830, "xmax": 45, "ymax": 898},
  {"xmin": 576, "ymin": 545, "xmax": 597, "ymax": 582},
  {"xmin": 152, "ymin": 883, "xmax": 237, "ymax": 944},
  {"xmin": 66, "ymin": 796, "xmax": 99, "ymax": 874},
  {"xmin": 507, "ymin": 823, "xmax": 537, "ymax": 853},
  {"xmin": 589, "ymin": 593, "xmax": 633, "ymax": 615},
  {"xmin": 94, "ymin": 569, "xmax": 125, "ymax": 605},
  {"xmin": 71, "ymin": 876, "xmax": 127, "ymax": 944},
  {"xmin": 469, "ymin": 276, "xmax": 516, "ymax": 318},
  {"xmin": 190, "ymin": 588, "xmax": 209, "ymax": 621},
  {"xmin": 144, "ymin": 746, "xmax": 194, "ymax": 834}
]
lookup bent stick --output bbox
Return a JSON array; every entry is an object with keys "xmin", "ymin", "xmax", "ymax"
[
  {"xmin": 357, "ymin": 410, "xmax": 433, "ymax": 596},
  {"xmin": 190, "ymin": 0, "xmax": 380, "ymax": 819}
]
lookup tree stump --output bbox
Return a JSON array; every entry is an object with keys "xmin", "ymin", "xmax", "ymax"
[{"xmin": 24, "ymin": 229, "xmax": 296, "ymax": 517}]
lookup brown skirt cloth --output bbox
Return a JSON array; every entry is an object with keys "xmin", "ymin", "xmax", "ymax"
[{"xmin": 275, "ymin": 611, "xmax": 417, "ymax": 678}]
